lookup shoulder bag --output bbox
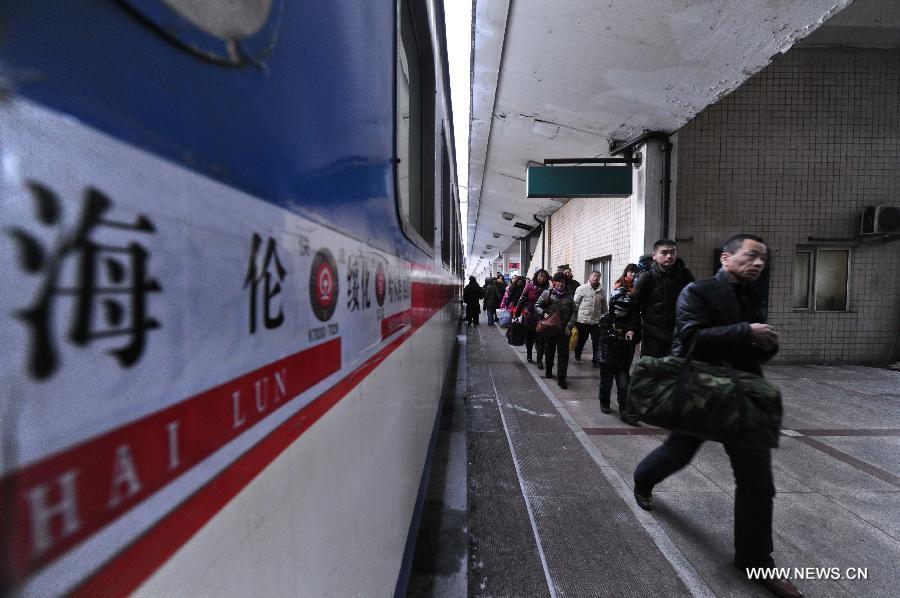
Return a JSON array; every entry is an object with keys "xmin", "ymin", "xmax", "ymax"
[
  {"xmin": 626, "ymin": 340, "xmax": 782, "ymax": 448},
  {"xmin": 536, "ymin": 310, "xmax": 563, "ymax": 338}
]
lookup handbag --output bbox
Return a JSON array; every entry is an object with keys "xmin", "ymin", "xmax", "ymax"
[
  {"xmin": 506, "ymin": 320, "xmax": 525, "ymax": 346},
  {"xmin": 536, "ymin": 311, "xmax": 563, "ymax": 337},
  {"xmin": 568, "ymin": 326, "xmax": 579, "ymax": 351},
  {"xmin": 626, "ymin": 341, "xmax": 782, "ymax": 448}
]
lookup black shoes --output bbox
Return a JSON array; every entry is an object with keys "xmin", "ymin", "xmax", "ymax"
[
  {"xmin": 558, "ymin": 379, "xmax": 567, "ymax": 389},
  {"xmin": 536, "ymin": 360, "xmax": 544, "ymax": 369},
  {"xmin": 734, "ymin": 564, "xmax": 804, "ymax": 598},
  {"xmin": 755, "ymin": 577, "xmax": 804, "ymax": 598},
  {"xmin": 545, "ymin": 371, "xmax": 554, "ymax": 379},
  {"xmin": 591, "ymin": 360, "xmax": 600, "ymax": 368},
  {"xmin": 574, "ymin": 353, "xmax": 581, "ymax": 361},
  {"xmin": 633, "ymin": 485, "xmax": 653, "ymax": 511},
  {"xmin": 754, "ymin": 579, "xmax": 803, "ymax": 598},
  {"xmin": 620, "ymin": 413, "xmax": 640, "ymax": 426},
  {"xmin": 527, "ymin": 356, "xmax": 533, "ymax": 362},
  {"xmin": 600, "ymin": 405, "xmax": 612, "ymax": 414}
]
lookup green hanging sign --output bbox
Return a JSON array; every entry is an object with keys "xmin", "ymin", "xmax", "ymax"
[{"xmin": 526, "ymin": 165, "xmax": 632, "ymax": 198}]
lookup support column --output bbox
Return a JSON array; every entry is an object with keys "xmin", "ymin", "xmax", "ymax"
[
  {"xmin": 629, "ymin": 142, "xmax": 665, "ymax": 260},
  {"xmin": 519, "ymin": 237, "xmax": 529, "ymax": 276}
]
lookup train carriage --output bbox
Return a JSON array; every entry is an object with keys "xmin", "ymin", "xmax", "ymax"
[{"xmin": 0, "ymin": 1, "xmax": 462, "ymax": 595}]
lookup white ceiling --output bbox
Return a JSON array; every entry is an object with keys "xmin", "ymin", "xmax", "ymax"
[{"xmin": 466, "ymin": 0, "xmax": 897, "ymax": 273}]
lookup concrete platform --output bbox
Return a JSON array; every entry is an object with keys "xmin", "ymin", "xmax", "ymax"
[{"xmin": 410, "ymin": 325, "xmax": 900, "ymax": 597}]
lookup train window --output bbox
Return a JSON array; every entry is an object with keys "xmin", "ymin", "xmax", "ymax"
[
  {"xmin": 441, "ymin": 132, "xmax": 452, "ymax": 268},
  {"xmin": 396, "ymin": 0, "xmax": 436, "ymax": 253}
]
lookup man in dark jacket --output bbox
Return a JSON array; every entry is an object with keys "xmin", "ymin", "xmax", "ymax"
[
  {"xmin": 562, "ymin": 266, "xmax": 580, "ymax": 299},
  {"xmin": 490, "ymin": 275, "xmax": 507, "ymax": 325},
  {"xmin": 463, "ymin": 277, "xmax": 484, "ymax": 326},
  {"xmin": 626, "ymin": 239, "xmax": 694, "ymax": 357},
  {"xmin": 483, "ymin": 278, "xmax": 499, "ymax": 325},
  {"xmin": 632, "ymin": 234, "xmax": 801, "ymax": 598}
]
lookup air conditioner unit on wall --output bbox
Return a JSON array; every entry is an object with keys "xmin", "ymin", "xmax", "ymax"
[{"xmin": 860, "ymin": 205, "xmax": 900, "ymax": 236}]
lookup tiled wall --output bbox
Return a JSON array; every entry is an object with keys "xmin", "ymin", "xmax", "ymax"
[
  {"xmin": 545, "ymin": 196, "xmax": 632, "ymax": 288},
  {"xmin": 676, "ymin": 47, "xmax": 900, "ymax": 363}
]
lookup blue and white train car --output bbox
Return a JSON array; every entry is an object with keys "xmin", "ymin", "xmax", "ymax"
[{"xmin": 0, "ymin": 1, "xmax": 463, "ymax": 595}]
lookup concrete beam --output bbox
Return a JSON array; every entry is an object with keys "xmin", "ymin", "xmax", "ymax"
[{"xmin": 467, "ymin": 0, "xmax": 512, "ymax": 259}]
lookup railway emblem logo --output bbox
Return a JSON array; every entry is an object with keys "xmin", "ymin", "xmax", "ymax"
[
  {"xmin": 375, "ymin": 263, "xmax": 386, "ymax": 307},
  {"xmin": 310, "ymin": 249, "xmax": 338, "ymax": 321}
]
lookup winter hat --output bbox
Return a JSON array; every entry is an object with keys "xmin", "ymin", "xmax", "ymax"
[{"xmin": 610, "ymin": 289, "xmax": 632, "ymax": 317}]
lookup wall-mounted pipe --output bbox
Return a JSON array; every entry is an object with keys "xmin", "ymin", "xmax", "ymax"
[
  {"xmin": 661, "ymin": 140, "xmax": 673, "ymax": 239},
  {"xmin": 541, "ymin": 214, "xmax": 551, "ymax": 272},
  {"xmin": 532, "ymin": 214, "xmax": 545, "ymax": 272}
]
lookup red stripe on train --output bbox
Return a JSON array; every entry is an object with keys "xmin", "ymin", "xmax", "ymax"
[
  {"xmin": 0, "ymin": 279, "xmax": 456, "ymax": 594},
  {"xmin": 0, "ymin": 339, "xmax": 342, "ymax": 581},
  {"xmin": 381, "ymin": 309, "xmax": 412, "ymax": 339}
]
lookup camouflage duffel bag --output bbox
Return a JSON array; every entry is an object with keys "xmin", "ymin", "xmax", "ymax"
[{"xmin": 627, "ymin": 356, "xmax": 783, "ymax": 448}]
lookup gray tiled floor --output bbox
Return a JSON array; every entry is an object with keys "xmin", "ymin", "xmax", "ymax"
[{"xmin": 471, "ymin": 325, "xmax": 900, "ymax": 597}]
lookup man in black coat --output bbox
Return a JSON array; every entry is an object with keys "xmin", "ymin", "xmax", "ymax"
[
  {"xmin": 626, "ymin": 240, "xmax": 694, "ymax": 357},
  {"xmin": 632, "ymin": 234, "xmax": 801, "ymax": 598},
  {"xmin": 463, "ymin": 277, "xmax": 484, "ymax": 326},
  {"xmin": 562, "ymin": 266, "xmax": 580, "ymax": 299}
]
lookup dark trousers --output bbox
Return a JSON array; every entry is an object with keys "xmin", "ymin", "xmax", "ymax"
[
  {"xmin": 574, "ymin": 323, "xmax": 600, "ymax": 360},
  {"xmin": 640, "ymin": 334, "xmax": 672, "ymax": 358},
  {"xmin": 634, "ymin": 433, "xmax": 776, "ymax": 567},
  {"xmin": 524, "ymin": 328, "xmax": 545, "ymax": 362},
  {"xmin": 544, "ymin": 334, "xmax": 570, "ymax": 380},
  {"xmin": 599, "ymin": 368, "xmax": 630, "ymax": 409},
  {"xmin": 486, "ymin": 308, "xmax": 497, "ymax": 325}
]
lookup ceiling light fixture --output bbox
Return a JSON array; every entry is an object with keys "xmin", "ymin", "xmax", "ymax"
[{"xmin": 502, "ymin": 212, "xmax": 514, "ymax": 221}]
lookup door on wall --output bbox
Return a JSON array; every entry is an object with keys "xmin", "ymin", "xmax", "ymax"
[{"xmin": 585, "ymin": 256, "xmax": 612, "ymax": 295}]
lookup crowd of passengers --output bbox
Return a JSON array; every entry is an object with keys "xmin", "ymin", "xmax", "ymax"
[
  {"xmin": 462, "ymin": 254, "xmax": 677, "ymax": 424},
  {"xmin": 462, "ymin": 236, "xmax": 804, "ymax": 598}
]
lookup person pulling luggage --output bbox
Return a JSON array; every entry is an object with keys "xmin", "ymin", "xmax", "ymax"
[
  {"xmin": 483, "ymin": 277, "xmax": 500, "ymax": 326},
  {"xmin": 534, "ymin": 273, "xmax": 577, "ymax": 389},
  {"xmin": 515, "ymin": 270, "xmax": 551, "ymax": 365}
]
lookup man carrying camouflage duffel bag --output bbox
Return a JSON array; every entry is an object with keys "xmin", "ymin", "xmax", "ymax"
[
  {"xmin": 628, "ymin": 234, "xmax": 802, "ymax": 598},
  {"xmin": 627, "ymin": 345, "xmax": 782, "ymax": 448}
]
